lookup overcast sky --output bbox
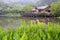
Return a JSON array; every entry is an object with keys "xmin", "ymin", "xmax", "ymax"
[
  {"xmin": 3, "ymin": 0, "xmax": 20, "ymax": 2},
  {"xmin": 2, "ymin": 0, "xmax": 39, "ymax": 3}
]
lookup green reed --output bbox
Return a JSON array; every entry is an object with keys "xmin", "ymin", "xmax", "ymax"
[{"xmin": 0, "ymin": 21, "xmax": 60, "ymax": 40}]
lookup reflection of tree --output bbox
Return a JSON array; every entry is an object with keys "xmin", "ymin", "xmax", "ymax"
[{"xmin": 53, "ymin": 18, "xmax": 60, "ymax": 23}]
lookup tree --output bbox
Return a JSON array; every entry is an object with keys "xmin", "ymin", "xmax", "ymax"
[
  {"xmin": 22, "ymin": 4, "xmax": 34, "ymax": 11},
  {"xmin": 51, "ymin": 1, "xmax": 60, "ymax": 17}
]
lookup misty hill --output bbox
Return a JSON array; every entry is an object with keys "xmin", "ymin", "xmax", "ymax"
[
  {"xmin": 2, "ymin": 0, "xmax": 58, "ymax": 5},
  {"xmin": 36, "ymin": 0, "xmax": 58, "ymax": 6},
  {"xmin": 0, "ymin": 0, "xmax": 59, "ymax": 8}
]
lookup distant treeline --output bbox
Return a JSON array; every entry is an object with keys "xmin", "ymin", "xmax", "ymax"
[{"xmin": 0, "ymin": 10, "xmax": 23, "ymax": 13}]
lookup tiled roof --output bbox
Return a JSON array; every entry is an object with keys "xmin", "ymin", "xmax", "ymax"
[{"xmin": 37, "ymin": 6, "xmax": 49, "ymax": 9}]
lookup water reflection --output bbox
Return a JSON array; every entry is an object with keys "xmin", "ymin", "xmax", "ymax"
[{"xmin": 0, "ymin": 17, "xmax": 60, "ymax": 28}]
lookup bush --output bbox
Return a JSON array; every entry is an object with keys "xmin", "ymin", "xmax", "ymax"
[
  {"xmin": 0, "ymin": 21, "xmax": 60, "ymax": 40},
  {"xmin": 51, "ymin": 1, "xmax": 60, "ymax": 17}
]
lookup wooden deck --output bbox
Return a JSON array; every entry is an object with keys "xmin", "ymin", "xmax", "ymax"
[{"xmin": 21, "ymin": 13, "xmax": 54, "ymax": 17}]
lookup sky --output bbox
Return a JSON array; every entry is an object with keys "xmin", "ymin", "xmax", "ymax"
[
  {"xmin": 2, "ymin": 0, "xmax": 39, "ymax": 3},
  {"xmin": 3, "ymin": 0, "xmax": 20, "ymax": 2}
]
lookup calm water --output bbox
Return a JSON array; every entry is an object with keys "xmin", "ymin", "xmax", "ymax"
[{"xmin": 0, "ymin": 17, "xmax": 60, "ymax": 28}]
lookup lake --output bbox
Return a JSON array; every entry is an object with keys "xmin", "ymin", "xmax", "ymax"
[{"xmin": 0, "ymin": 17, "xmax": 60, "ymax": 28}]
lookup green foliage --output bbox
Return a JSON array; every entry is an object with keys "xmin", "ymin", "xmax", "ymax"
[
  {"xmin": 22, "ymin": 4, "xmax": 33, "ymax": 11},
  {"xmin": 20, "ymin": 32, "xmax": 28, "ymax": 40},
  {"xmin": 51, "ymin": 1, "xmax": 60, "ymax": 17},
  {"xmin": 0, "ymin": 21, "xmax": 60, "ymax": 40}
]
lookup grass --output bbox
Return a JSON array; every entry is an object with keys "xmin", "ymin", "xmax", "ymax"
[{"xmin": 0, "ymin": 21, "xmax": 60, "ymax": 40}]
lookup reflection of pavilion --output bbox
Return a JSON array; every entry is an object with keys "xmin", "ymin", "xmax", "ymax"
[
  {"xmin": 31, "ymin": 18, "xmax": 53, "ymax": 24},
  {"xmin": 32, "ymin": 5, "xmax": 51, "ymax": 14}
]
